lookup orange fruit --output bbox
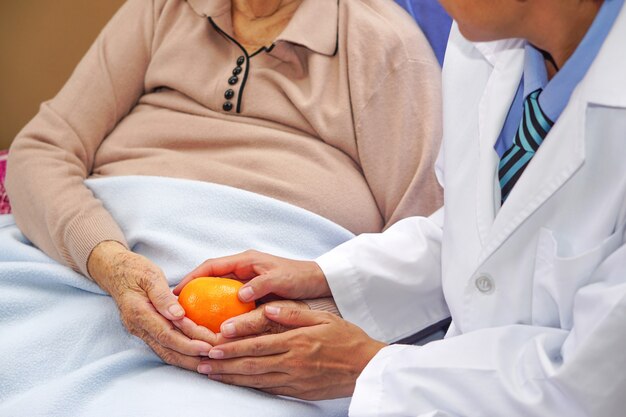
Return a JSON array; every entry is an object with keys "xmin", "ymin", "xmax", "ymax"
[{"xmin": 177, "ymin": 277, "xmax": 255, "ymax": 333}]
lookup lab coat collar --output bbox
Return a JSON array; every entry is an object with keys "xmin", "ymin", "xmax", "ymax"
[
  {"xmin": 472, "ymin": 38, "xmax": 525, "ymax": 67},
  {"xmin": 578, "ymin": 1, "xmax": 626, "ymax": 108},
  {"xmin": 185, "ymin": 0, "xmax": 339, "ymax": 56},
  {"xmin": 472, "ymin": 38, "xmax": 525, "ymax": 246},
  {"xmin": 468, "ymin": 5, "xmax": 626, "ymax": 263}
]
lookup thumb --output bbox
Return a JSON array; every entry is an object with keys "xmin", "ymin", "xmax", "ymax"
[
  {"xmin": 263, "ymin": 305, "xmax": 331, "ymax": 328},
  {"xmin": 142, "ymin": 272, "xmax": 186, "ymax": 321}
]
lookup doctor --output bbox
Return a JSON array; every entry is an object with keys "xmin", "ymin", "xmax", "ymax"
[{"xmin": 175, "ymin": 0, "xmax": 626, "ymax": 414}]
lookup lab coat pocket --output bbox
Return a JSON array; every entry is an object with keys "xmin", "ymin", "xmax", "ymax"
[{"xmin": 531, "ymin": 226, "xmax": 624, "ymax": 330}]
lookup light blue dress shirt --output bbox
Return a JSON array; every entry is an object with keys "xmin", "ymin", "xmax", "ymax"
[{"xmin": 494, "ymin": 0, "xmax": 624, "ymax": 157}]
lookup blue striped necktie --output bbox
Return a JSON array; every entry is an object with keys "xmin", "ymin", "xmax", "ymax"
[{"xmin": 499, "ymin": 89, "xmax": 554, "ymax": 203}]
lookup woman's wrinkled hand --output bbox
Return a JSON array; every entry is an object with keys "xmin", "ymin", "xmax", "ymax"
[
  {"xmin": 174, "ymin": 250, "xmax": 331, "ymax": 304},
  {"xmin": 87, "ymin": 241, "xmax": 216, "ymax": 370},
  {"xmin": 197, "ymin": 306, "xmax": 387, "ymax": 400}
]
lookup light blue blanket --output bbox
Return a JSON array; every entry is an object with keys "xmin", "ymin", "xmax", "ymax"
[{"xmin": 0, "ymin": 176, "xmax": 354, "ymax": 417}]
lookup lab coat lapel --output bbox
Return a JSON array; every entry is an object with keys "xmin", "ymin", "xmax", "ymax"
[
  {"xmin": 482, "ymin": 100, "xmax": 586, "ymax": 262},
  {"xmin": 478, "ymin": 5, "xmax": 626, "ymax": 264},
  {"xmin": 474, "ymin": 41, "xmax": 524, "ymax": 244}
]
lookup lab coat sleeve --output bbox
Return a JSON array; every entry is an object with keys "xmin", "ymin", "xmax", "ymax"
[
  {"xmin": 316, "ymin": 208, "xmax": 449, "ymax": 343},
  {"xmin": 349, "ymin": 242, "xmax": 626, "ymax": 417}
]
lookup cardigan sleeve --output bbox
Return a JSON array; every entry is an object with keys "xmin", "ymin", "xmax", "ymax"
[
  {"xmin": 6, "ymin": 0, "xmax": 159, "ymax": 276},
  {"xmin": 354, "ymin": 54, "xmax": 444, "ymax": 229}
]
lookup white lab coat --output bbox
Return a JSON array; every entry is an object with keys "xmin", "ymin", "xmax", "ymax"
[{"xmin": 317, "ymin": 10, "xmax": 626, "ymax": 417}]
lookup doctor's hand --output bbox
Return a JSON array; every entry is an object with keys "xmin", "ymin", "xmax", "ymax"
[
  {"xmin": 174, "ymin": 250, "xmax": 331, "ymax": 304},
  {"xmin": 197, "ymin": 306, "xmax": 387, "ymax": 400},
  {"xmin": 216, "ymin": 300, "xmax": 310, "ymax": 342},
  {"xmin": 88, "ymin": 241, "xmax": 215, "ymax": 371},
  {"xmin": 172, "ymin": 300, "xmax": 310, "ymax": 346}
]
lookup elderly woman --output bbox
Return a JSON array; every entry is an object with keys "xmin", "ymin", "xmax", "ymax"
[{"xmin": 6, "ymin": 0, "xmax": 442, "ymax": 373}]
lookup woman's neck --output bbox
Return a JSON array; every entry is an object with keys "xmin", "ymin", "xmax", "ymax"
[
  {"xmin": 232, "ymin": 0, "xmax": 291, "ymax": 19},
  {"xmin": 231, "ymin": 0, "xmax": 302, "ymax": 53}
]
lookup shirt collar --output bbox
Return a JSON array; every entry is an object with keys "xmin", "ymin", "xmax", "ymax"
[
  {"xmin": 186, "ymin": 0, "xmax": 339, "ymax": 56},
  {"xmin": 522, "ymin": 46, "xmax": 547, "ymax": 98},
  {"xmin": 186, "ymin": 0, "xmax": 229, "ymax": 17},
  {"xmin": 522, "ymin": 0, "xmax": 624, "ymax": 121}
]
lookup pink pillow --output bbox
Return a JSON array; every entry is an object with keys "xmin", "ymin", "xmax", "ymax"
[{"xmin": 0, "ymin": 150, "xmax": 10, "ymax": 215}]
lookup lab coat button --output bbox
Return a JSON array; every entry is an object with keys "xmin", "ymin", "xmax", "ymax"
[{"xmin": 475, "ymin": 275, "xmax": 494, "ymax": 294}]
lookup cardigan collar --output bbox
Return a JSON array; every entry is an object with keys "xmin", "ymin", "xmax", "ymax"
[{"xmin": 186, "ymin": 0, "xmax": 339, "ymax": 56}]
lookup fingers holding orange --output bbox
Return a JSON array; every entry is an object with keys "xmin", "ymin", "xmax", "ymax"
[
  {"xmin": 173, "ymin": 251, "xmax": 267, "ymax": 295},
  {"xmin": 178, "ymin": 277, "xmax": 256, "ymax": 333}
]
